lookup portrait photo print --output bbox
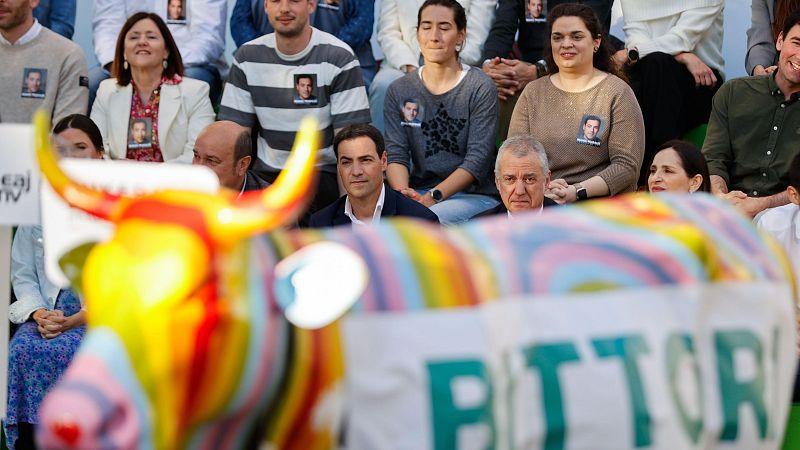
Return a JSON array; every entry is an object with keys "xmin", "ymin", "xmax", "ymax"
[
  {"xmin": 400, "ymin": 98, "xmax": 423, "ymax": 127},
  {"xmin": 293, "ymin": 73, "xmax": 319, "ymax": 106},
  {"xmin": 525, "ymin": 0, "xmax": 547, "ymax": 23},
  {"xmin": 167, "ymin": 0, "xmax": 187, "ymax": 24},
  {"xmin": 128, "ymin": 118, "xmax": 153, "ymax": 149},
  {"xmin": 21, "ymin": 68, "xmax": 47, "ymax": 99},
  {"xmin": 576, "ymin": 114, "xmax": 605, "ymax": 147}
]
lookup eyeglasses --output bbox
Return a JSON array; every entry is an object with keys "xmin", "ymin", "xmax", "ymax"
[{"xmin": 500, "ymin": 175, "xmax": 539, "ymax": 185}]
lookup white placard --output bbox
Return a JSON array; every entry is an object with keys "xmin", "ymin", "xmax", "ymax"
[
  {"xmin": 41, "ymin": 159, "xmax": 219, "ymax": 286},
  {"xmin": 342, "ymin": 282, "xmax": 796, "ymax": 450},
  {"xmin": 0, "ymin": 124, "xmax": 39, "ymax": 225}
]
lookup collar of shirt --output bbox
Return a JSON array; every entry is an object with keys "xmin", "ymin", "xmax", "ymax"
[
  {"xmin": 236, "ymin": 172, "xmax": 248, "ymax": 199},
  {"xmin": 0, "ymin": 19, "xmax": 42, "ymax": 46},
  {"xmin": 344, "ymin": 184, "xmax": 386, "ymax": 226},
  {"xmin": 769, "ymin": 72, "xmax": 800, "ymax": 104},
  {"xmin": 507, "ymin": 203, "xmax": 544, "ymax": 219}
]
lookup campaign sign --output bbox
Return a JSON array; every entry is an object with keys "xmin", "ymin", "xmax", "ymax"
[
  {"xmin": 41, "ymin": 159, "xmax": 219, "ymax": 286},
  {"xmin": 0, "ymin": 124, "xmax": 39, "ymax": 225},
  {"xmin": 341, "ymin": 282, "xmax": 796, "ymax": 450}
]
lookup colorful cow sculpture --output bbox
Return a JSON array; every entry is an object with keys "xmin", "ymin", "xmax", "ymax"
[{"xmin": 31, "ymin": 110, "xmax": 797, "ymax": 450}]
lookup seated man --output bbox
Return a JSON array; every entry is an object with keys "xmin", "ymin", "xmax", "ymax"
[
  {"xmin": 616, "ymin": 0, "xmax": 724, "ymax": 186},
  {"xmin": 755, "ymin": 153, "xmax": 800, "ymax": 282},
  {"xmin": 192, "ymin": 121, "xmax": 270, "ymax": 194},
  {"xmin": 494, "ymin": 135, "xmax": 556, "ymax": 217},
  {"xmin": 309, "ymin": 123, "xmax": 439, "ymax": 227},
  {"xmin": 703, "ymin": 10, "xmax": 800, "ymax": 218}
]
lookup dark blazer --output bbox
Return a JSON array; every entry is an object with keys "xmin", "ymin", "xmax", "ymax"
[
  {"xmin": 481, "ymin": 0, "xmax": 614, "ymax": 63},
  {"xmin": 243, "ymin": 170, "xmax": 271, "ymax": 192},
  {"xmin": 308, "ymin": 185, "xmax": 440, "ymax": 227}
]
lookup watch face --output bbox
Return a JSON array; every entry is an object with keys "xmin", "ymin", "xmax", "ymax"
[{"xmin": 431, "ymin": 189, "xmax": 443, "ymax": 201}]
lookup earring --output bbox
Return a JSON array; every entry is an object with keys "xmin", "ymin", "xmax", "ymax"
[
  {"xmin": 123, "ymin": 59, "xmax": 128, "ymax": 70},
  {"xmin": 593, "ymin": 46, "xmax": 599, "ymax": 53},
  {"xmin": 455, "ymin": 42, "xmax": 463, "ymax": 52},
  {"xmin": 163, "ymin": 59, "xmax": 168, "ymax": 69}
]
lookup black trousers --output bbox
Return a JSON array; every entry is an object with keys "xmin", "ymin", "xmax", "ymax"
[
  {"xmin": 627, "ymin": 52, "xmax": 722, "ymax": 186},
  {"xmin": 251, "ymin": 158, "xmax": 339, "ymax": 227}
]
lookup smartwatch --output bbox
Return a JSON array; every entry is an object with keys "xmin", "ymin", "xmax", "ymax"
[
  {"xmin": 627, "ymin": 47, "xmax": 640, "ymax": 64},
  {"xmin": 430, "ymin": 188, "xmax": 444, "ymax": 203},
  {"xmin": 574, "ymin": 183, "xmax": 588, "ymax": 201}
]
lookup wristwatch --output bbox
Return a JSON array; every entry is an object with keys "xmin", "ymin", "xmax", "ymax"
[
  {"xmin": 627, "ymin": 47, "xmax": 640, "ymax": 64},
  {"xmin": 574, "ymin": 183, "xmax": 588, "ymax": 201},
  {"xmin": 430, "ymin": 188, "xmax": 444, "ymax": 203}
]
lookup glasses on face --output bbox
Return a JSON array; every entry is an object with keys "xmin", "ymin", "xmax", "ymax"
[{"xmin": 500, "ymin": 175, "xmax": 539, "ymax": 186}]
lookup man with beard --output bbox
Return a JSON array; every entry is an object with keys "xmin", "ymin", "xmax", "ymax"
[
  {"xmin": 0, "ymin": 0, "xmax": 87, "ymax": 124},
  {"xmin": 219, "ymin": 0, "xmax": 371, "ymax": 224},
  {"xmin": 703, "ymin": 10, "xmax": 800, "ymax": 218}
]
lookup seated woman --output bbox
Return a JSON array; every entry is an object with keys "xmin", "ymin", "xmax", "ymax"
[
  {"xmin": 384, "ymin": 0, "xmax": 500, "ymax": 225},
  {"xmin": 648, "ymin": 139, "xmax": 711, "ymax": 193},
  {"xmin": 746, "ymin": 0, "xmax": 800, "ymax": 75},
  {"xmin": 91, "ymin": 12, "xmax": 214, "ymax": 163},
  {"xmin": 5, "ymin": 114, "xmax": 104, "ymax": 450},
  {"xmin": 508, "ymin": 3, "xmax": 645, "ymax": 203}
]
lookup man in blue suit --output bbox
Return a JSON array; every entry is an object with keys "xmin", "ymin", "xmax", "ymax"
[{"xmin": 309, "ymin": 124, "xmax": 439, "ymax": 227}]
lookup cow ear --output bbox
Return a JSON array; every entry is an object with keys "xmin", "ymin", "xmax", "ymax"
[
  {"xmin": 57, "ymin": 241, "xmax": 97, "ymax": 297},
  {"xmin": 273, "ymin": 242, "xmax": 367, "ymax": 329}
]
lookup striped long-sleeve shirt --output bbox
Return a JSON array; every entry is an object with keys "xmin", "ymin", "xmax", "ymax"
[{"xmin": 219, "ymin": 28, "xmax": 371, "ymax": 172}]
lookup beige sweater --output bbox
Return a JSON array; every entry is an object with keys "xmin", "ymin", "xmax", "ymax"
[
  {"xmin": 0, "ymin": 27, "xmax": 88, "ymax": 124},
  {"xmin": 508, "ymin": 75, "xmax": 645, "ymax": 194}
]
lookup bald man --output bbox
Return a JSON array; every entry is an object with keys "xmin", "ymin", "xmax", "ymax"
[{"xmin": 192, "ymin": 121, "xmax": 270, "ymax": 194}]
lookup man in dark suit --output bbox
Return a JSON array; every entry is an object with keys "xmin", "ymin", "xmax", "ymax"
[
  {"xmin": 494, "ymin": 135, "xmax": 558, "ymax": 217},
  {"xmin": 192, "ymin": 121, "xmax": 270, "ymax": 196},
  {"xmin": 309, "ymin": 124, "xmax": 439, "ymax": 227}
]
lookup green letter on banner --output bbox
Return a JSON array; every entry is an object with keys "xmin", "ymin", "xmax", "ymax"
[
  {"xmin": 665, "ymin": 333, "xmax": 703, "ymax": 443},
  {"xmin": 427, "ymin": 360, "xmax": 496, "ymax": 450},
  {"xmin": 523, "ymin": 342, "xmax": 581, "ymax": 450},
  {"xmin": 715, "ymin": 330, "xmax": 768, "ymax": 440},
  {"xmin": 592, "ymin": 335, "xmax": 652, "ymax": 447}
]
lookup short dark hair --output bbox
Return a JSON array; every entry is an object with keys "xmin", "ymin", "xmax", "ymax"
[
  {"xmin": 333, "ymin": 124, "xmax": 385, "ymax": 158},
  {"xmin": 296, "ymin": 74, "xmax": 313, "ymax": 85},
  {"xmin": 112, "ymin": 12, "xmax": 184, "ymax": 86},
  {"xmin": 652, "ymin": 140, "xmax": 711, "ymax": 193},
  {"xmin": 543, "ymin": 4, "xmax": 625, "ymax": 80},
  {"xmin": 789, "ymin": 153, "xmax": 800, "ymax": 191},
  {"xmin": 53, "ymin": 114, "xmax": 105, "ymax": 154},
  {"xmin": 584, "ymin": 115, "xmax": 601, "ymax": 125},
  {"xmin": 233, "ymin": 128, "xmax": 252, "ymax": 162},
  {"xmin": 403, "ymin": 98, "xmax": 418, "ymax": 107},
  {"xmin": 781, "ymin": 7, "xmax": 800, "ymax": 38},
  {"xmin": 132, "ymin": 118, "xmax": 147, "ymax": 127},
  {"xmin": 27, "ymin": 69, "xmax": 42, "ymax": 77},
  {"xmin": 417, "ymin": 0, "xmax": 467, "ymax": 56}
]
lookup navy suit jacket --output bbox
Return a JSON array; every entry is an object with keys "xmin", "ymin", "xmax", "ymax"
[{"xmin": 308, "ymin": 186, "xmax": 440, "ymax": 227}]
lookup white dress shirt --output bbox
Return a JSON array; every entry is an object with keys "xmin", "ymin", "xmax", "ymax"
[
  {"xmin": 755, "ymin": 203, "xmax": 800, "ymax": 282},
  {"xmin": 0, "ymin": 19, "xmax": 42, "ymax": 46},
  {"xmin": 344, "ymin": 184, "xmax": 386, "ymax": 225}
]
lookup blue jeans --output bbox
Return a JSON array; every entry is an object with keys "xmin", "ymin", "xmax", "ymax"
[
  {"xmin": 415, "ymin": 190, "xmax": 500, "ymax": 225},
  {"xmin": 88, "ymin": 63, "xmax": 221, "ymax": 114},
  {"xmin": 368, "ymin": 65, "xmax": 405, "ymax": 134}
]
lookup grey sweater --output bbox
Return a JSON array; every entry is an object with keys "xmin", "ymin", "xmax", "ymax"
[
  {"xmin": 384, "ymin": 65, "xmax": 499, "ymax": 195},
  {"xmin": 0, "ymin": 27, "xmax": 88, "ymax": 124}
]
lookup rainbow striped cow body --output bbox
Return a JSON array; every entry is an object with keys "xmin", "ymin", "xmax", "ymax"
[{"xmin": 31, "ymin": 113, "xmax": 797, "ymax": 450}]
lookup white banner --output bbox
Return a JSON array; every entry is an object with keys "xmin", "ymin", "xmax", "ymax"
[
  {"xmin": 341, "ymin": 282, "xmax": 796, "ymax": 450},
  {"xmin": 41, "ymin": 159, "xmax": 219, "ymax": 286},
  {"xmin": 0, "ymin": 124, "xmax": 38, "ymax": 225}
]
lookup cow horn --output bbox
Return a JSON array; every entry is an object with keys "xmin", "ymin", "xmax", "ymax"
[
  {"xmin": 34, "ymin": 110, "xmax": 127, "ymax": 221},
  {"xmin": 219, "ymin": 116, "xmax": 320, "ymax": 237}
]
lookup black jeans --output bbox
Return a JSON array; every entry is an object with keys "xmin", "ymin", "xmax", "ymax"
[{"xmin": 627, "ymin": 52, "xmax": 722, "ymax": 185}]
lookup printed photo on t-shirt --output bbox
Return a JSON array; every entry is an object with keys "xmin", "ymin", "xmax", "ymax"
[
  {"xmin": 166, "ymin": 0, "xmax": 187, "ymax": 24},
  {"xmin": 318, "ymin": 0, "xmax": 340, "ymax": 10},
  {"xmin": 128, "ymin": 118, "xmax": 153, "ymax": 149},
  {"xmin": 293, "ymin": 74, "xmax": 319, "ymax": 106},
  {"xmin": 576, "ymin": 114, "xmax": 605, "ymax": 147},
  {"xmin": 20, "ymin": 68, "xmax": 47, "ymax": 99},
  {"xmin": 400, "ymin": 98, "xmax": 423, "ymax": 128},
  {"xmin": 525, "ymin": 0, "xmax": 547, "ymax": 23}
]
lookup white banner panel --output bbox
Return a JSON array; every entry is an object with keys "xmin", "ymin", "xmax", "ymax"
[
  {"xmin": 0, "ymin": 124, "xmax": 38, "ymax": 225},
  {"xmin": 342, "ymin": 282, "xmax": 796, "ymax": 450},
  {"xmin": 41, "ymin": 159, "xmax": 219, "ymax": 286}
]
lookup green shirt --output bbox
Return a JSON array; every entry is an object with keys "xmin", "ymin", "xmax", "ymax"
[{"xmin": 702, "ymin": 73, "xmax": 800, "ymax": 197}]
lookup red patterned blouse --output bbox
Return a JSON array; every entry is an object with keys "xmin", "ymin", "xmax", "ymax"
[{"xmin": 126, "ymin": 74, "xmax": 183, "ymax": 162}]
